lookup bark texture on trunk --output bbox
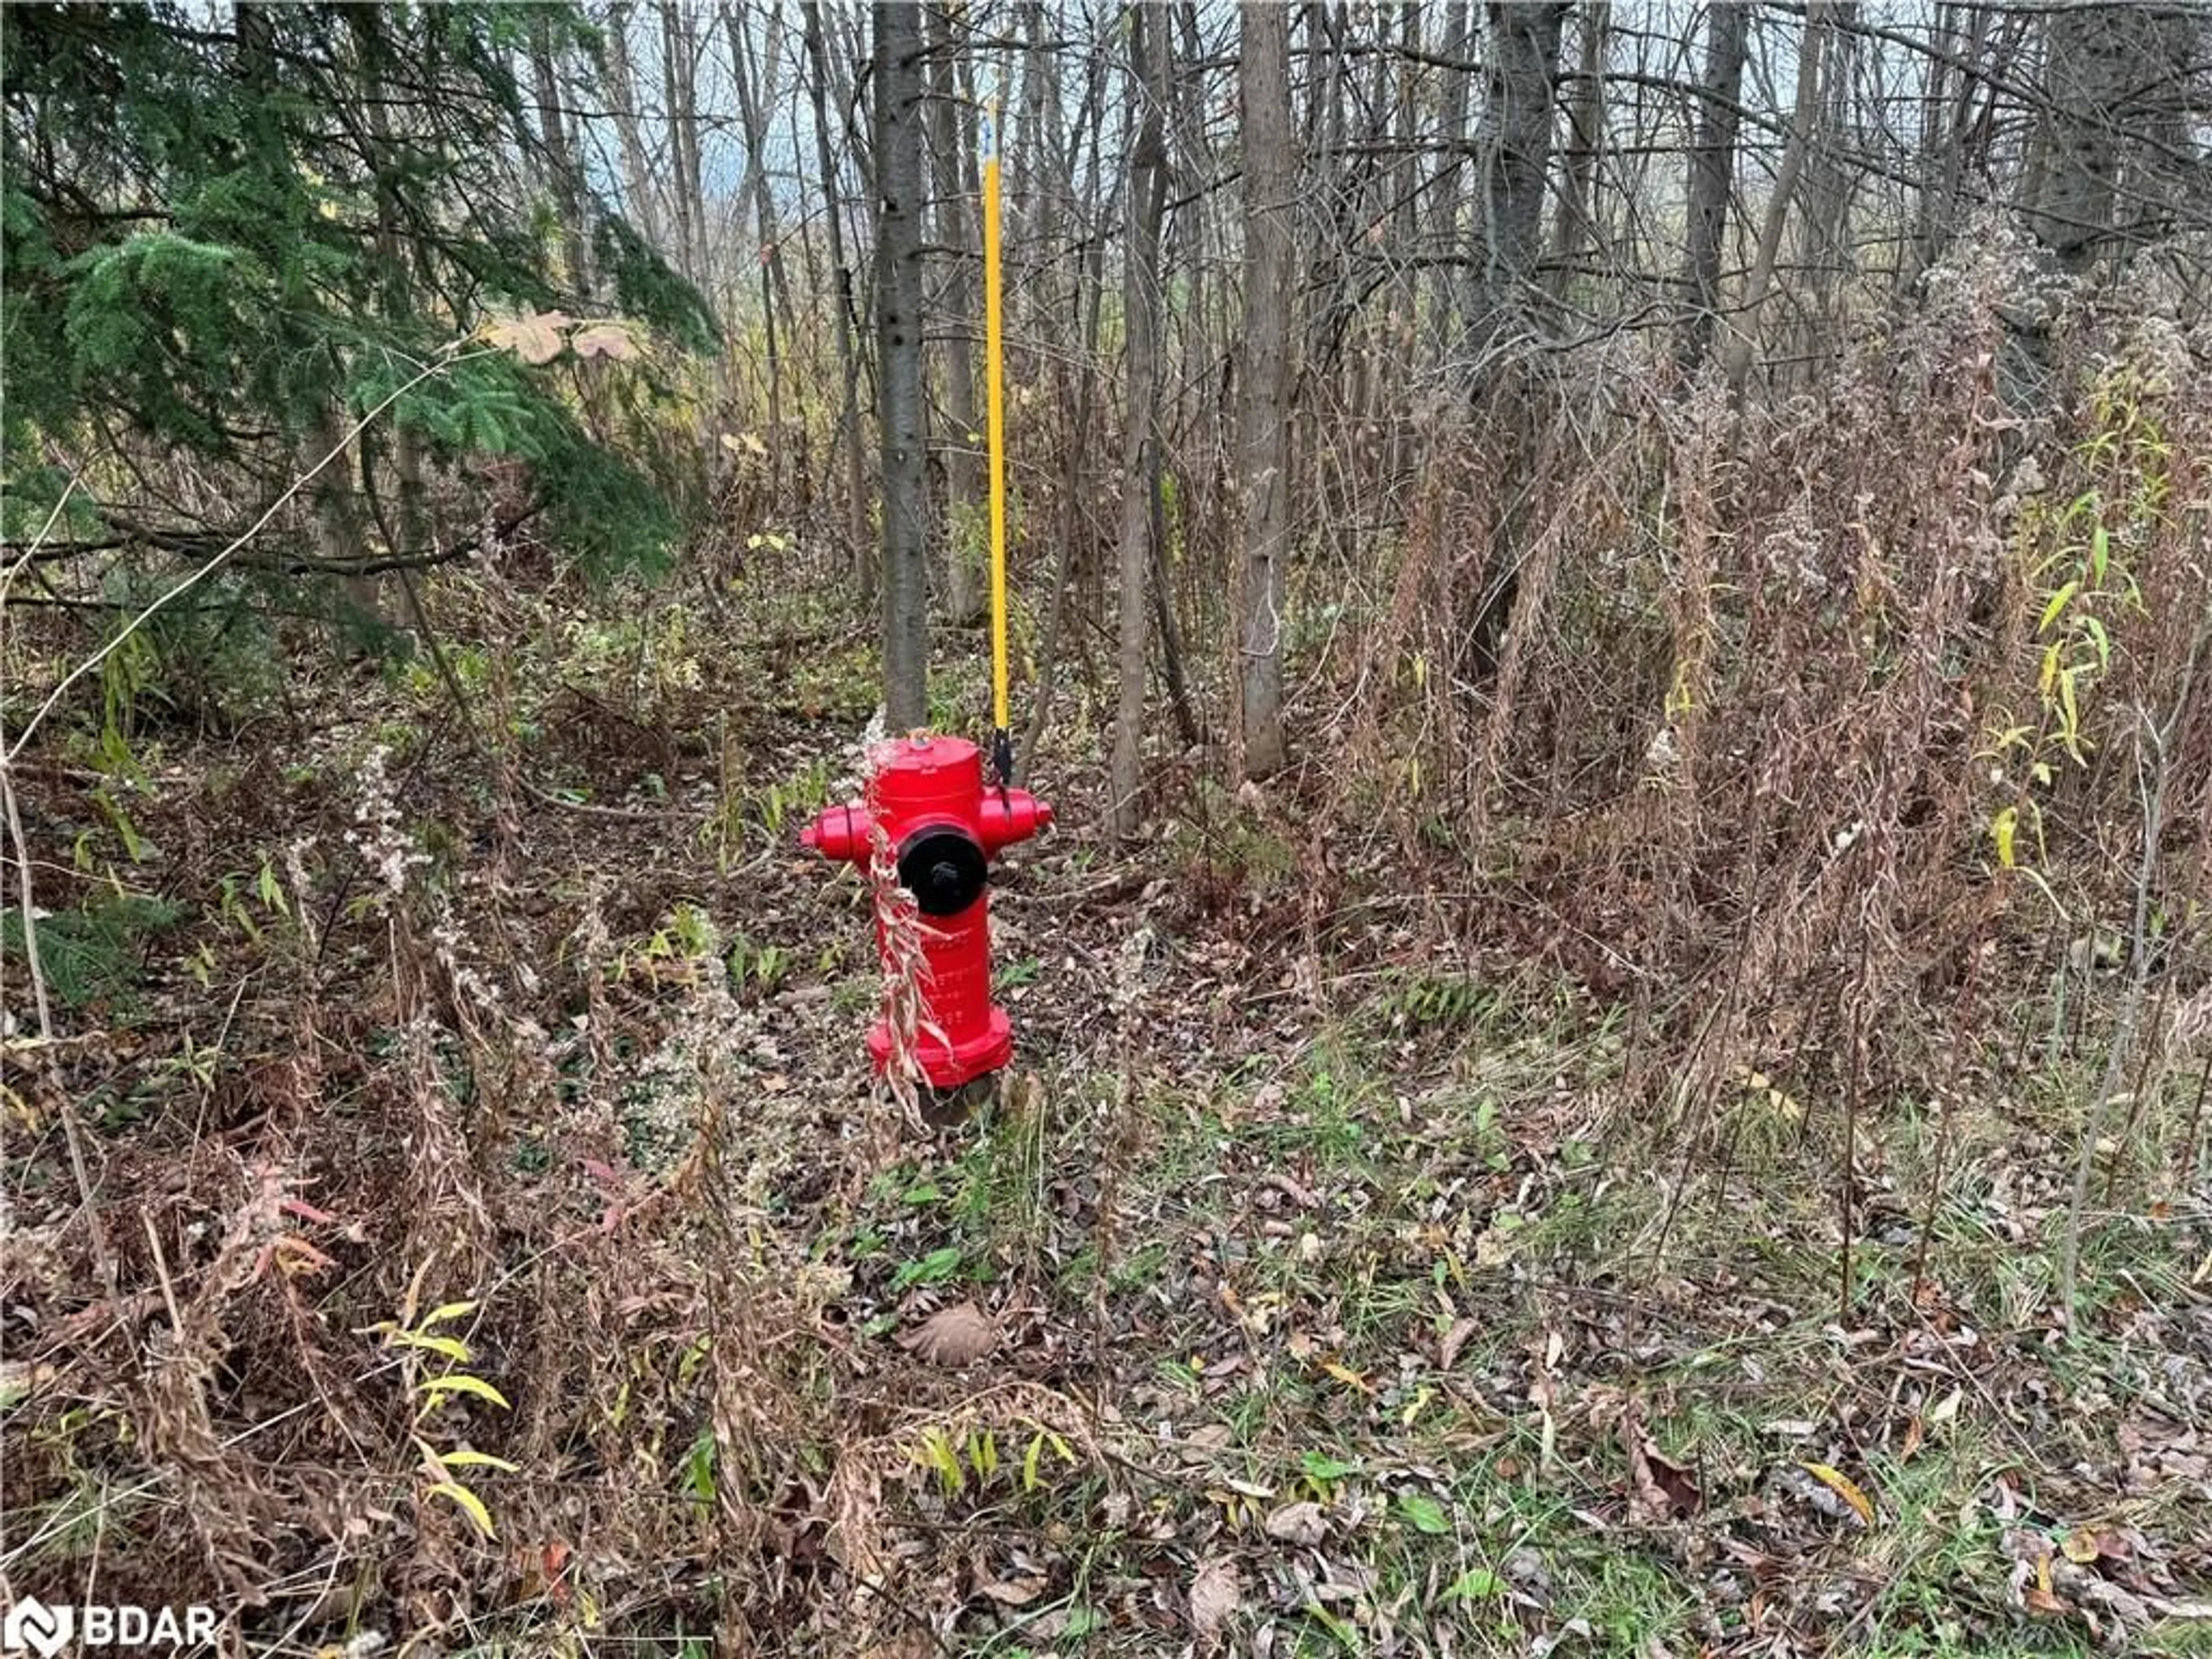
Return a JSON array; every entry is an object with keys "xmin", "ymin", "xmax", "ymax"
[
  {"xmin": 1550, "ymin": 2, "xmax": 1609, "ymax": 303},
  {"xmin": 1236, "ymin": 0, "xmax": 1295, "ymax": 781},
  {"xmin": 601, "ymin": 5, "xmax": 662, "ymax": 251},
  {"xmin": 1110, "ymin": 3, "xmax": 1170, "ymax": 837},
  {"xmin": 1469, "ymin": 0, "xmax": 1568, "ymax": 350},
  {"xmin": 927, "ymin": 2, "xmax": 986, "ymax": 624},
  {"xmin": 874, "ymin": 1, "xmax": 930, "ymax": 730},
  {"xmin": 803, "ymin": 1, "xmax": 871, "ymax": 599},
  {"xmin": 1676, "ymin": 0, "xmax": 1747, "ymax": 370}
]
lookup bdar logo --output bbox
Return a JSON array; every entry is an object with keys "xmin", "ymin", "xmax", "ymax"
[{"xmin": 2, "ymin": 1597, "xmax": 73, "ymax": 1659}]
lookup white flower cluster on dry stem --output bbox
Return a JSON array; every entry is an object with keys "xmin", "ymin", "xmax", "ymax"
[
  {"xmin": 344, "ymin": 744, "xmax": 428, "ymax": 899},
  {"xmin": 282, "ymin": 835, "xmax": 321, "ymax": 955}
]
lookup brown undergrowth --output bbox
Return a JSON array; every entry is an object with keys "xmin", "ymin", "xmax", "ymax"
[
  {"xmin": 2, "ymin": 237, "xmax": 2209, "ymax": 1658},
  {"xmin": 1350, "ymin": 226, "xmax": 2211, "ymax": 1202}
]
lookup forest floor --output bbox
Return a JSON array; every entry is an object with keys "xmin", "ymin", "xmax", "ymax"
[{"xmin": 5, "ymin": 567, "xmax": 2211, "ymax": 1659}]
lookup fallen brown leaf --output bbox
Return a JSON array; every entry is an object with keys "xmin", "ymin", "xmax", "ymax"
[
  {"xmin": 1189, "ymin": 1555, "xmax": 1241, "ymax": 1648},
  {"xmin": 1263, "ymin": 1500, "xmax": 1328, "ymax": 1546},
  {"xmin": 895, "ymin": 1300, "xmax": 998, "ymax": 1365},
  {"xmin": 1437, "ymin": 1316, "xmax": 1480, "ymax": 1372},
  {"xmin": 975, "ymin": 1570, "xmax": 1048, "ymax": 1606},
  {"xmin": 1625, "ymin": 1422, "xmax": 1701, "ymax": 1521}
]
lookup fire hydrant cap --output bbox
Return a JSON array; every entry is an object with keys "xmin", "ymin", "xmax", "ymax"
[{"xmin": 898, "ymin": 826, "xmax": 988, "ymax": 916}]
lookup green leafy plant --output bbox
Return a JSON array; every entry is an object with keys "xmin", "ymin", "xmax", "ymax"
[
  {"xmin": 891, "ymin": 1246, "xmax": 966, "ymax": 1291},
  {"xmin": 726, "ymin": 934, "xmax": 790, "ymax": 996},
  {"xmin": 908, "ymin": 1418, "xmax": 1077, "ymax": 1501},
  {"xmin": 1984, "ymin": 362, "xmax": 2165, "ymax": 898}
]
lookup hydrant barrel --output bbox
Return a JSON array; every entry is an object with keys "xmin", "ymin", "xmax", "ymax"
[{"xmin": 800, "ymin": 736, "xmax": 1049, "ymax": 1092}]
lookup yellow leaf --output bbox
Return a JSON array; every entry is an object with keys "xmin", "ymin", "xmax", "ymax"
[
  {"xmin": 1321, "ymin": 1360, "xmax": 1377, "ymax": 1397},
  {"xmin": 441, "ymin": 1449, "xmax": 520, "ymax": 1472},
  {"xmin": 419, "ymin": 1300, "xmax": 479, "ymax": 1329},
  {"xmin": 2061, "ymin": 1527, "xmax": 2100, "ymax": 1565},
  {"xmin": 391, "ymin": 1331, "xmax": 472, "ymax": 1362},
  {"xmin": 426, "ymin": 1478, "xmax": 497, "ymax": 1540},
  {"xmin": 2037, "ymin": 581, "xmax": 2078, "ymax": 635},
  {"xmin": 419, "ymin": 1373, "xmax": 513, "ymax": 1411},
  {"xmin": 1802, "ymin": 1462, "xmax": 1876, "ymax": 1526},
  {"xmin": 1991, "ymin": 806, "xmax": 2018, "ymax": 869}
]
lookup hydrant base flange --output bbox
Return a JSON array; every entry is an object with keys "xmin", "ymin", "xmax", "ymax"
[{"xmin": 865, "ymin": 1006, "xmax": 1012, "ymax": 1092}]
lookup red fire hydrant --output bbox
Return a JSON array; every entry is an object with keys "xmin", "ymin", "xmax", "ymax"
[{"xmin": 800, "ymin": 736, "xmax": 1051, "ymax": 1090}]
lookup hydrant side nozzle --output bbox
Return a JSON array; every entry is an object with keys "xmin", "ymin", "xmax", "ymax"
[
  {"xmin": 979, "ymin": 787, "xmax": 1052, "ymax": 851},
  {"xmin": 800, "ymin": 803, "xmax": 874, "ymax": 862}
]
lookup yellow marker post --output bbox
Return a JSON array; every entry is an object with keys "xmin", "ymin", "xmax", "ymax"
[{"xmin": 982, "ymin": 101, "xmax": 1012, "ymax": 787}]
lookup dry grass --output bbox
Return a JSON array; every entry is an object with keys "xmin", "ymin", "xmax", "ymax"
[{"xmin": 3, "ymin": 230, "xmax": 2209, "ymax": 1657}]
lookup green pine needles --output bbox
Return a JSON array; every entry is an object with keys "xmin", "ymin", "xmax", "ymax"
[{"xmin": 1, "ymin": 3, "xmax": 718, "ymax": 590}]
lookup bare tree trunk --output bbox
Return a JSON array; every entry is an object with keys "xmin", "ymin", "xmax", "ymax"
[
  {"xmin": 659, "ymin": 2, "xmax": 707, "ymax": 287},
  {"xmin": 1021, "ymin": 215, "xmax": 1108, "ymax": 774},
  {"xmin": 1903, "ymin": 2, "xmax": 1994, "ymax": 293},
  {"xmin": 601, "ymin": 4, "xmax": 663, "ymax": 251},
  {"xmin": 1676, "ymin": 0, "xmax": 1748, "ymax": 370},
  {"xmin": 1464, "ymin": 0, "xmax": 1567, "ymax": 677},
  {"xmin": 726, "ymin": 3, "xmax": 796, "ymax": 499},
  {"xmin": 1725, "ymin": 5, "xmax": 1825, "ymax": 402},
  {"xmin": 1548, "ymin": 1, "xmax": 1609, "ymax": 304},
  {"xmin": 2031, "ymin": 2, "xmax": 2199, "ymax": 276},
  {"xmin": 875, "ymin": 1, "xmax": 930, "ymax": 729},
  {"xmin": 1427, "ymin": 1, "xmax": 1473, "ymax": 359},
  {"xmin": 1110, "ymin": 4, "xmax": 1169, "ymax": 838},
  {"xmin": 1801, "ymin": 3, "xmax": 1861, "ymax": 365},
  {"xmin": 927, "ymin": 2, "xmax": 986, "ymax": 624},
  {"xmin": 1468, "ymin": 0, "xmax": 1568, "ymax": 351},
  {"xmin": 1236, "ymin": 0, "xmax": 1295, "ymax": 782},
  {"xmin": 804, "ymin": 1, "xmax": 871, "ymax": 602},
  {"xmin": 527, "ymin": 13, "xmax": 591, "ymax": 290},
  {"xmin": 1012, "ymin": 0, "xmax": 1058, "ymax": 366}
]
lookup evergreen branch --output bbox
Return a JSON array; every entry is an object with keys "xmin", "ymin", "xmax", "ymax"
[{"xmin": 4, "ymin": 343, "xmax": 494, "ymax": 766}]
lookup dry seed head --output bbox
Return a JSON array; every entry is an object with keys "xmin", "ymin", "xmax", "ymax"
[{"xmin": 345, "ymin": 744, "xmax": 429, "ymax": 897}]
